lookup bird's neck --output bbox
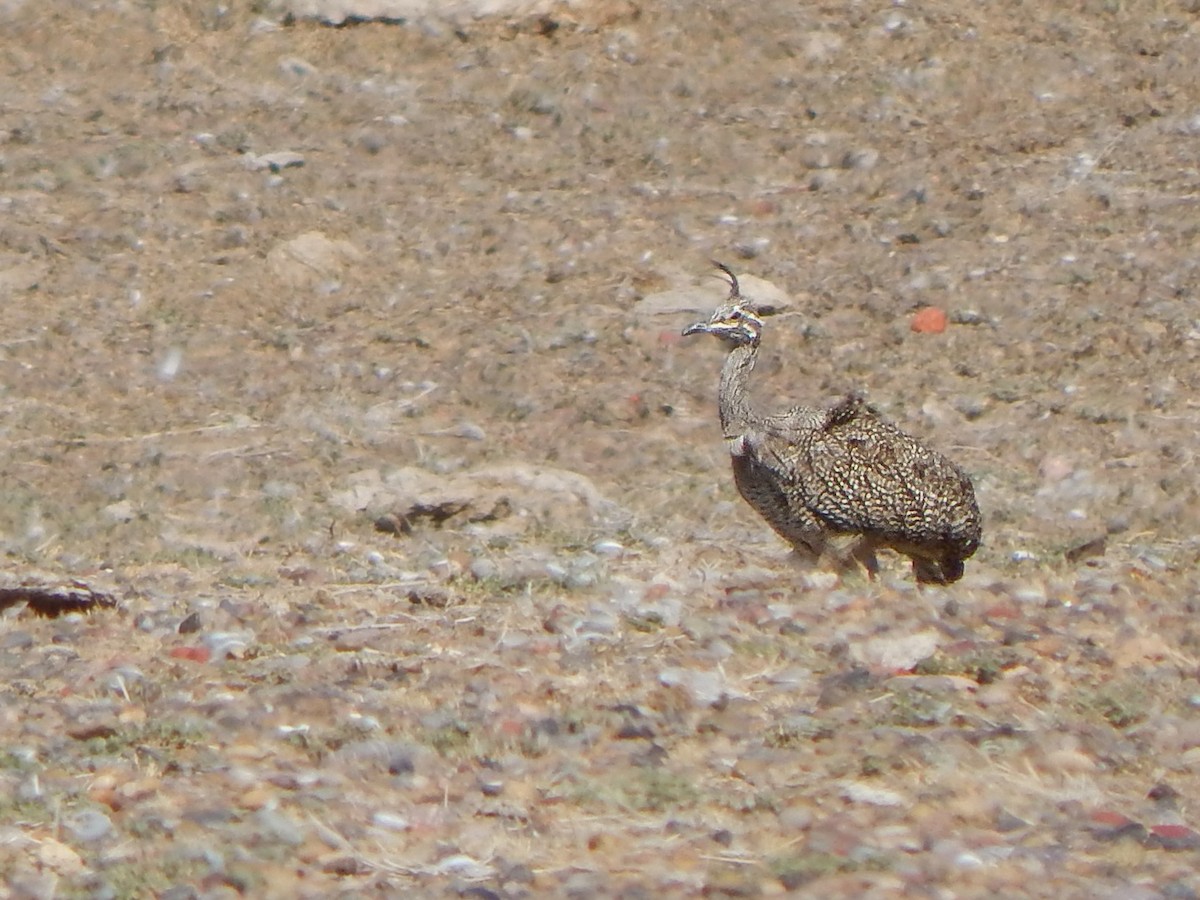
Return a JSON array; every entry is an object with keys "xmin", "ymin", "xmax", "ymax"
[{"xmin": 718, "ymin": 341, "xmax": 759, "ymax": 435}]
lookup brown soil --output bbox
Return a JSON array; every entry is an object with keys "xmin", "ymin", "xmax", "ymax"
[{"xmin": 3, "ymin": 2, "xmax": 1200, "ymax": 897}]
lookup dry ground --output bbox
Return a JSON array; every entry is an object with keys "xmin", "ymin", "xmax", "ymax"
[{"xmin": 3, "ymin": 1, "xmax": 1200, "ymax": 896}]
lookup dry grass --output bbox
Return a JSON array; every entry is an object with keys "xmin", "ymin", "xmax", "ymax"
[{"xmin": 2, "ymin": 0, "xmax": 1200, "ymax": 896}]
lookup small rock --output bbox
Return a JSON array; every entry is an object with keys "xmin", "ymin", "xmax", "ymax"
[
  {"xmin": 255, "ymin": 808, "xmax": 306, "ymax": 846},
  {"xmin": 479, "ymin": 779, "xmax": 504, "ymax": 797},
  {"xmin": 1149, "ymin": 783, "xmax": 1182, "ymax": 808},
  {"xmin": 68, "ymin": 721, "xmax": 119, "ymax": 742},
  {"xmin": 1088, "ymin": 810, "xmax": 1145, "ymax": 841},
  {"xmin": 244, "ymin": 151, "xmax": 305, "ymax": 173},
  {"xmin": 0, "ymin": 260, "xmax": 48, "ymax": 295},
  {"xmin": 911, "ymin": 306, "xmax": 948, "ymax": 334},
  {"xmin": 36, "ymin": 839, "xmax": 85, "ymax": 876},
  {"xmin": 278, "ymin": 56, "xmax": 318, "ymax": 78},
  {"xmin": 658, "ymin": 667, "xmax": 728, "ymax": 707},
  {"xmin": 1147, "ymin": 824, "xmax": 1200, "ymax": 851},
  {"xmin": 1039, "ymin": 455, "xmax": 1074, "ymax": 482},
  {"xmin": 64, "ymin": 809, "xmax": 113, "ymax": 843},
  {"xmin": 357, "ymin": 130, "xmax": 388, "ymax": 154},
  {"xmin": 702, "ymin": 868, "xmax": 762, "ymax": 897},
  {"xmin": 168, "ymin": 646, "xmax": 211, "ymax": 664},
  {"xmin": 994, "ymin": 810, "xmax": 1029, "ymax": 832},
  {"xmin": 637, "ymin": 270, "xmax": 793, "ymax": 318},
  {"xmin": 500, "ymin": 862, "xmax": 535, "ymax": 886},
  {"xmin": 840, "ymin": 781, "xmax": 907, "ymax": 808},
  {"xmin": 202, "ymin": 631, "xmax": 251, "ymax": 659},
  {"xmin": 849, "ymin": 630, "xmax": 942, "ymax": 672},
  {"xmin": 842, "ymin": 147, "xmax": 880, "ymax": 170},
  {"xmin": 430, "ymin": 854, "xmax": 494, "ymax": 879},
  {"xmin": 101, "ymin": 501, "xmax": 135, "ymax": 523},
  {"xmin": 950, "ymin": 309, "xmax": 990, "ymax": 326},
  {"xmin": 157, "ymin": 347, "xmax": 184, "ymax": 381},
  {"xmin": 817, "ymin": 667, "xmax": 875, "ymax": 708},
  {"xmin": 954, "ymin": 850, "xmax": 985, "ymax": 869},
  {"xmin": 0, "ymin": 630, "xmax": 33, "ymax": 650},
  {"xmin": 711, "ymin": 829, "xmax": 734, "ymax": 847},
  {"xmin": 266, "ymin": 231, "xmax": 362, "ymax": 289},
  {"xmin": 469, "ymin": 557, "xmax": 499, "ymax": 581},
  {"xmin": 322, "ymin": 855, "xmax": 369, "ymax": 876}
]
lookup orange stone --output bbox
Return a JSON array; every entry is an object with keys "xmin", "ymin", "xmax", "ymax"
[
  {"xmin": 911, "ymin": 306, "xmax": 948, "ymax": 334},
  {"xmin": 169, "ymin": 645, "xmax": 211, "ymax": 663}
]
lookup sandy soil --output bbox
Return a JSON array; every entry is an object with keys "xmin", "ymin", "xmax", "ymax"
[{"xmin": 3, "ymin": 1, "xmax": 1200, "ymax": 897}]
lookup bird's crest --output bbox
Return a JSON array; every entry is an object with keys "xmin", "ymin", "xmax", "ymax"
[
  {"xmin": 682, "ymin": 262, "xmax": 775, "ymax": 345},
  {"xmin": 713, "ymin": 261, "xmax": 742, "ymax": 301}
]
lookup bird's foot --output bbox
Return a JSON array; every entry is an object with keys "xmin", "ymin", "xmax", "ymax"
[{"xmin": 912, "ymin": 557, "xmax": 964, "ymax": 585}]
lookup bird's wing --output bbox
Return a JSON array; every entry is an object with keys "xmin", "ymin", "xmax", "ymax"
[
  {"xmin": 731, "ymin": 426, "xmax": 830, "ymax": 552},
  {"xmin": 750, "ymin": 400, "xmax": 979, "ymax": 549}
]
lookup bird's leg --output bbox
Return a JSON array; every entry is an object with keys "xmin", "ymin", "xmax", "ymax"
[
  {"xmin": 787, "ymin": 543, "xmax": 823, "ymax": 571},
  {"xmin": 850, "ymin": 538, "xmax": 880, "ymax": 581},
  {"xmin": 912, "ymin": 557, "xmax": 949, "ymax": 585},
  {"xmin": 806, "ymin": 535, "xmax": 875, "ymax": 583}
]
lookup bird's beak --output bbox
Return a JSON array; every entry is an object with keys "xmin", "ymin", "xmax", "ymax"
[{"xmin": 682, "ymin": 321, "xmax": 710, "ymax": 337}]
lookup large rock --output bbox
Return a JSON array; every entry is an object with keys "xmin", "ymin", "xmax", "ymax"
[
  {"xmin": 266, "ymin": 231, "xmax": 362, "ymax": 289},
  {"xmin": 635, "ymin": 270, "xmax": 793, "ymax": 318},
  {"xmin": 279, "ymin": 0, "xmax": 582, "ymax": 25},
  {"xmin": 333, "ymin": 462, "xmax": 624, "ymax": 535}
]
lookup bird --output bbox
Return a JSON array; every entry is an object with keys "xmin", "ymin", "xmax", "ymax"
[{"xmin": 682, "ymin": 263, "xmax": 981, "ymax": 584}]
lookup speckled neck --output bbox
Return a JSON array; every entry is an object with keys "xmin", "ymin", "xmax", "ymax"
[{"xmin": 718, "ymin": 341, "xmax": 759, "ymax": 436}]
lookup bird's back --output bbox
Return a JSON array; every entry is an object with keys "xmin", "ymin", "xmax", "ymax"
[{"xmin": 731, "ymin": 396, "xmax": 981, "ymax": 567}]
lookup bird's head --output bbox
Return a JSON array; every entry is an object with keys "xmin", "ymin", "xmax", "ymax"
[{"xmin": 682, "ymin": 262, "xmax": 773, "ymax": 348}]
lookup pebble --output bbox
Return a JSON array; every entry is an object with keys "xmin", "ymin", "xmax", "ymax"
[
  {"xmin": 203, "ymin": 631, "xmax": 252, "ymax": 659},
  {"xmin": 850, "ymin": 630, "xmax": 941, "ymax": 671},
  {"xmin": 994, "ymin": 810, "xmax": 1029, "ymax": 832},
  {"xmin": 954, "ymin": 850, "xmax": 985, "ymax": 869},
  {"xmin": 430, "ymin": 854, "xmax": 494, "ymax": 879},
  {"xmin": 578, "ymin": 607, "xmax": 619, "ymax": 636},
  {"xmin": 873, "ymin": 824, "xmax": 921, "ymax": 851},
  {"xmin": 479, "ymin": 779, "xmax": 504, "ymax": 797},
  {"xmin": 496, "ymin": 632, "xmax": 530, "ymax": 652},
  {"xmin": 1147, "ymin": 824, "xmax": 1200, "ymax": 851},
  {"xmin": 244, "ymin": 151, "xmax": 305, "ymax": 172},
  {"xmin": 950, "ymin": 309, "xmax": 990, "ymax": 326},
  {"xmin": 346, "ymin": 713, "xmax": 381, "ymax": 732},
  {"xmin": 840, "ymin": 781, "xmax": 907, "ymax": 808},
  {"xmin": 64, "ymin": 809, "xmax": 114, "ymax": 843},
  {"xmin": 101, "ymin": 501, "xmax": 135, "ymax": 523},
  {"xmin": 911, "ymin": 306, "xmax": 949, "ymax": 334},
  {"xmin": 157, "ymin": 347, "xmax": 184, "ymax": 381},
  {"xmin": 765, "ymin": 666, "xmax": 811, "ymax": 688},
  {"xmin": 0, "ymin": 630, "xmax": 33, "ymax": 650},
  {"xmin": 278, "ymin": 57, "xmax": 318, "ymax": 78},
  {"xmin": 842, "ymin": 147, "xmax": 880, "ymax": 170},
  {"xmin": 371, "ymin": 811, "xmax": 410, "ymax": 831},
  {"xmin": 469, "ymin": 557, "xmax": 499, "ymax": 581},
  {"xmin": 267, "ymin": 231, "xmax": 362, "ymax": 289},
  {"xmin": 35, "ymin": 841, "xmax": 86, "ymax": 883},
  {"xmin": 658, "ymin": 667, "xmax": 727, "ymax": 707},
  {"xmin": 1012, "ymin": 585, "xmax": 1048, "ymax": 605},
  {"xmin": 254, "ymin": 808, "xmax": 306, "ymax": 846}
]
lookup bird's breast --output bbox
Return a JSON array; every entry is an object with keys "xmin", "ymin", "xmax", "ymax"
[{"xmin": 726, "ymin": 434, "xmax": 749, "ymax": 458}]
